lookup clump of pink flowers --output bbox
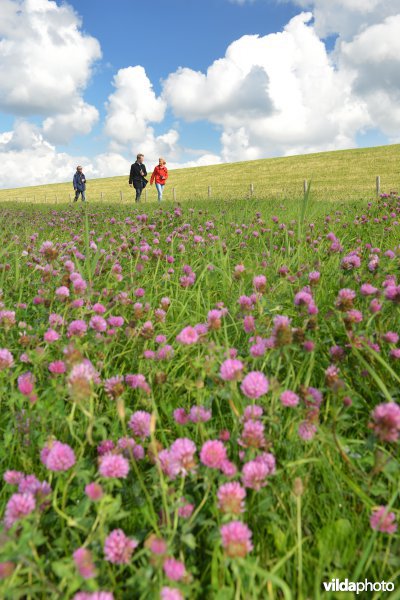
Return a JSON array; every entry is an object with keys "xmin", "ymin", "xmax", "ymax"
[
  {"xmin": 217, "ymin": 482, "xmax": 246, "ymax": 515},
  {"xmin": 99, "ymin": 454, "xmax": 130, "ymax": 479},
  {"xmin": 104, "ymin": 529, "xmax": 138, "ymax": 564},
  {"xmin": 241, "ymin": 454, "xmax": 276, "ymax": 490},
  {"xmin": 220, "ymin": 521, "xmax": 253, "ymax": 558},
  {"xmin": 176, "ymin": 326, "xmax": 199, "ymax": 345},
  {"xmin": 128, "ymin": 411, "xmax": 151, "ymax": 439},
  {"xmin": 369, "ymin": 402, "xmax": 400, "ymax": 442},
  {"xmin": 200, "ymin": 440, "xmax": 227, "ymax": 469},
  {"xmin": 73, "ymin": 547, "xmax": 96, "ymax": 579},
  {"xmin": 17, "ymin": 372, "xmax": 36, "ymax": 403},
  {"xmin": 163, "ymin": 557, "xmax": 186, "ymax": 581},
  {"xmin": 240, "ymin": 371, "xmax": 269, "ymax": 399},
  {"xmin": 4, "ymin": 492, "xmax": 36, "ymax": 529},
  {"xmin": 74, "ymin": 593, "xmax": 114, "ymax": 600},
  {"xmin": 161, "ymin": 588, "xmax": 183, "ymax": 600},
  {"xmin": 280, "ymin": 390, "xmax": 300, "ymax": 407},
  {"xmin": 85, "ymin": 482, "xmax": 103, "ymax": 501},
  {"xmin": 67, "ymin": 320, "xmax": 87, "ymax": 337},
  {"xmin": 41, "ymin": 440, "xmax": 76, "ymax": 472},
  {"xmin": 239, "ymin": 420, "xmax": 266, "ymax": 449},
  {"xmin": 68, "ymin": 359, "xmax": 101, "ymax": 400},
  {"xmin": 0, "ymin": 348, "xmax": 14, "ymax": 370},
  {"xmin": 370, "ymin": 506, "xmax": 397, "ymax": 534},
  {"xmin": 125, "ymin": 373, "xmax": 151, "ymax": 395},
  {"xmin": 169, "ymin": 438, "xmax": 197, "ymax": 476},
  {"xmin": 220, "ymin": 358, "xmax": 244, "ymax": 381}
]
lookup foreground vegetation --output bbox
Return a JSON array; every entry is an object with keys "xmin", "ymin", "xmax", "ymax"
[
  {"xmin": 0, "ymin": 193, "xmax": 399, "ymax": 599},
  {"xmin": 0, "ymin": 144, "xmax": 398, "ymax": 204}
]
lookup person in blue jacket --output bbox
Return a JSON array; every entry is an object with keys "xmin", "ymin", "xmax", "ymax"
[{"xmin": 73, "ymin": 166, "xmax": 86, "ymax": 202}]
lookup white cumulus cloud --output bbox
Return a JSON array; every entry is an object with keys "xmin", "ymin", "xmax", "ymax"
[
  {"xmin": 104, "ymin": 65, "xmax": 182, "ymax": 167},
  {"xmin": 0, "ymin": 121, "xmax": 83, "ymax": 188},
  {"xmin": 0, "ymin": 0, "xmax": 101, "ymax": 116},
  {"xmin": 167, "ymin": 153, "xmax": 223, "ymax": 170},
  {"xmin": 0, "ymin": 121, "xmax": 131, "ymax": 188},
  {"xmin": 290, "ymin": 0, "xmax": 400, "ymax": 38},
  {"xmin": 2, "ymin": 0, "xmax": 400, "ymax": 188},
  {"xmin": 104, "ymin": 66, "xmax": 166, "ymax": 147},
  {"xmin": 42, "ymin": 100, "xmax": 99, "ymax": 144},
  {"xmin": 337, "ymin": 14, "xmax": 400, "ymax": 138},
  {"xmin": 164, "ymin": 12, "xmax": 370, "ymax": 162},
  {"xmin": 0, "ymin": 0, "xmax": 101, "ymax": 150}
]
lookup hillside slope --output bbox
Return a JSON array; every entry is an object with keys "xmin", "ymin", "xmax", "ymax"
[{"xmin": 0, "ymin": 144, "xmax": 398, "ymax": 203}]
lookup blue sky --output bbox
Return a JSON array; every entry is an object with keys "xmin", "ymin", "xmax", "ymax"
[
  {"xmin": 59, "ymin": 0, "xmax": 300, "ymax": 157},
  {"xmin": 0, "ymin": 0, "xmax": 399, "ymax": 187}
]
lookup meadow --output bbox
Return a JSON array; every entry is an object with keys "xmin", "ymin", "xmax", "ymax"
[
  {"xmin": 0, "ymin": 190, "xmax": 399, "ymax": 599},
  {"xmin": 0, "ymin": 143, "xmax": 399, "ymax": 204}
]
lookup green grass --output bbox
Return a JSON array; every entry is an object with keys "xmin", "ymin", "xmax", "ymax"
[
  {"xmin": 0, "ymin": 144, "xmax": 399, "ymax": 204},
  {"xmin": 0, "ymin": 196, "xmax": 399, "ymax": 599}
]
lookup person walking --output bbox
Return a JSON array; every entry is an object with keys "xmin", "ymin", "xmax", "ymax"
[
  {"xmin": 150, "ymin": 158, "xmax": 168, "ymax": 202},
  {"xmin": 73, "ymin": 166, "xmax": 86, "ymax": 202},
  {"xmin": 129, "ymin": 154, "xmax": 148, "ymax": 203}
]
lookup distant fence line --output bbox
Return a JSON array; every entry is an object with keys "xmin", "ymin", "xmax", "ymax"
[{"xmin": 0, "ymin": 176, "xmax": 396, "ymax": 204}]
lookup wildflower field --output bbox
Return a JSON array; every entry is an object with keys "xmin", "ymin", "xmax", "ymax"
[{"xmin": 0, "ymin": 193, "xmax": 399, "ymax": 600}]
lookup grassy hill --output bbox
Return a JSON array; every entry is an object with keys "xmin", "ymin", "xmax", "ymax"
[{"xmin": 0, "ymin": 144, "xmax": 398, "ymax": 204}]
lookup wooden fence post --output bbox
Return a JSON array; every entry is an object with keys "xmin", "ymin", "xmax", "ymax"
[
  {"xmin": 208, "ymin": 186, "xmax": 212, "ymax": 198},
  {"xmin": 303, "ymin": 179, "xmax": 308, "ymax": 195},
  {"xmin": 376, "ymin": 176, "xmax": 381, "ymax": 196},
  {"xmin": 144, "ymin": 188, "xmax": 148, "ymax": 202},
  {"xmin": 120, "ymin": 190, "xmax": 123, "ymax": 202},
  {"xmin": 173, "ymin": 187, "xmax": 176, "ymax": 202},
  {"xmin": 249, "ymin": 183, "xmax": 254, "ymax": 197},
  {"xmin": 100, "ymin": 192, "xmax": 103, "ymax": 201}
]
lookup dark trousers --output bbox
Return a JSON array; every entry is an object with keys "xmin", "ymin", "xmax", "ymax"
[
  {"xmin": 134, "ymin": 182, "xmax": 143, "ymax": 202},
  {"xmin": 74, "ymin": 190, "xmax": 86, "ymax": 201}
]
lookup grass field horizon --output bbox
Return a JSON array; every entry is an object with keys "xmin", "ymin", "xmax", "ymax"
[{"xmin": 1, "ymin": 143, "xmax": 399, "ymax": 204}]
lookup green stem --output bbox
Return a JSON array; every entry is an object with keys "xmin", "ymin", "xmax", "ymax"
[
  {"xmin": 188, "ymin": 483, "xmax": 212, "ymax": 527},
  {"xmin": 296, "ymin": 494, "xmax": 303, "ymax": 600},
  {"xmin": 52, "ymin": 478, "xmax": 86, "ymax": 532}
]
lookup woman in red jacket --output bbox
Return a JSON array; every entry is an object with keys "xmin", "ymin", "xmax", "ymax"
[{"xmin": 150, "ymin": 158, "xmax": 168, "ymax": 202}]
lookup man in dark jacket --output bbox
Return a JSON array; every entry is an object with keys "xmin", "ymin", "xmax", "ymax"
[
  {"xmin": 129, "ymin": 153, "xmax": 147, "ymax": 202},
  {"xmin": 73, "ymin": 166, "xmax": 87, "ymax": 201}
]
